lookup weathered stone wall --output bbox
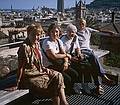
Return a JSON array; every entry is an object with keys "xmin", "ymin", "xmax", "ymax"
[
  {"xmin": 0, "ymin": 47, "xmax": 18, "ymax": 77},
  {"xmin": 100, "ymin": 35, "xmax": 120, "ymax": 53}
]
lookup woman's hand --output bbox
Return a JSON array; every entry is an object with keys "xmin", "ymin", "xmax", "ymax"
[
  {"xmin": 66, "ymin": 53, "xmax": 71, "ymax": 60},
  {"xmin": 42, "ymin": 67, "xmax": 50, "ymax": 74}
]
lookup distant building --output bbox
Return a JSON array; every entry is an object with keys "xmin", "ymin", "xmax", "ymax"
[
  {"xmin": 57, "ymin": 0, "xmax": 64, "ymax": 12},
  {"xmin": 0, "ymin": 18, "xmax": 2, "ymax": 27},
  {"xmin": 11, "ymin": 5, "xmax": 13, "ymax": 12},
  {"xmin": 75, "ymin": 0, "xmax": 86, "ymax": 28}
]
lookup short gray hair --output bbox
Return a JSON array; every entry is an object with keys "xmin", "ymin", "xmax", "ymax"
[{"xmin": 67, "ymin": 24, "xmax": 77, "ymax": 33}]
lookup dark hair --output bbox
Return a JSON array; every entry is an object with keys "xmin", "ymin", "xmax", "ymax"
[{"xmin": 47, "ymin": 23, "xmax": 62, "ymax": 36}]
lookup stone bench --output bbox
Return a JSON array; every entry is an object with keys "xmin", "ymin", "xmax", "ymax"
[
  {"xmin": 0, "ymin": 73, "xmax": 29, "ymax": 105},
  {"xmin": 93, "ymin": 49, "xmax": 109, "ymax": 58},
  {"xmin": 0, "ymin": 89, "xmax": 29, "ymax": 105},
  {"xmin": 0, "ymin": 42, "xmax": 110, "ymax": 104}
]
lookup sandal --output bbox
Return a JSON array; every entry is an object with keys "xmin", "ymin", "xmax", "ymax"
[
  {"xmin": 96, "ymin": 85, "xmax": 104, "ymax": 95},
  {"xmin": 103, "ymin": 75, "xmax": 116, "ymax": 86}
]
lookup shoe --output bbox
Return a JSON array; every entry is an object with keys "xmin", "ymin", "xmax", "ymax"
[
  {"xmin": 102, "ymin": 75, "xmax": 116, "ymax": 86},
  {"xmin": 73, "ymin": 83, "xmax": 82, "ymax": 94},
  {"xmin": 96, "ymin": 85, "xmax": 104, "ymax": 95},
  {"xmin": 81, "ymin": 83, "xmax": 91, "ymax": 94}
]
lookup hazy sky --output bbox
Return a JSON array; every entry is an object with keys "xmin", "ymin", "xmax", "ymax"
[{"xmin": 0, "ymin": 0, "xmax": 93, "ymax": 9}]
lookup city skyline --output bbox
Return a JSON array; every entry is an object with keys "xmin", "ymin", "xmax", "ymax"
[{"xmin": 0, "ymin": 0, "xmax": 93, "ymax": 9}]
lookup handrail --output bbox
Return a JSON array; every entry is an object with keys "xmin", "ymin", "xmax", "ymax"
[
  {"xmin": 0, "ymin": 36, "xmax": 48, "ymax": 48},
  {"xmin": 0, "ymin": 41, "xmax": 23, "ymax": 48}
]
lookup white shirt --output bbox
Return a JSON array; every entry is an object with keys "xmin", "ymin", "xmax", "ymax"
[
  {"xmin": 77, "ymin": 27, "xmax": 99, "ymax": 50},
  {"xmin": 61, "ymin": 34, "xmax": 80, "ymax": 54},
  {"xmin": 42, "ymin": 37, "xmax": 64, "ymax": 67}
]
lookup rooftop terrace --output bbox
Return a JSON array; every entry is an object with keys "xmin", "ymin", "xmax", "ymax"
[{"xmin": 0, "ymin": 41, "xmax": 119, "ymax": 105}]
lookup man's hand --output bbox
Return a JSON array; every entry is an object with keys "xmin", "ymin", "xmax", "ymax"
[
  {"xmin": 63, "ymin": 62, "xmax": 69, "ymax": 71},
  {"xmin": 78, "ymin": 53, "xmax": 84, "ymax": 60},
  {"xmin": 110, "ymin": 31, "xmax": 118, "ymax": 36}
]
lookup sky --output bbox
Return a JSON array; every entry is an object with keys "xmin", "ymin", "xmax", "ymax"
[{"xmin": 0, "ymin": 0, "xmax": 93, "ymax": 9}]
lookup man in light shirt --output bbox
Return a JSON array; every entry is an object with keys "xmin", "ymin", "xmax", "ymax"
[
  {"xmin": 61, "ymin": 24, "xmax": 101, "ymax": 94},
  {"xmin": 77, "ymin": 18, "xmax": 115, "ymax": 95}
]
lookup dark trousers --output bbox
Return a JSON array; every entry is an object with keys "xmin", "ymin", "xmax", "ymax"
[
  {"xmin": 48, "ymin": 65, "xmax": 79, "ymax": 93},
  {"xmin": 70, "ymin": 49, "xmax": 106, "ymax": 86}
]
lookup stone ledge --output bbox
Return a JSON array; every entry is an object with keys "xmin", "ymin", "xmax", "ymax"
[
  {"xmin": 0, "ymin": 47, "xmax": 18, "ymax": 78},
  {"xmin": 0, "ymin": 47, "xmax": 18, "ymax": 58},
  {"xmin": 93, "ymin": 49, "xmax": 109, "ymax": 58}
]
